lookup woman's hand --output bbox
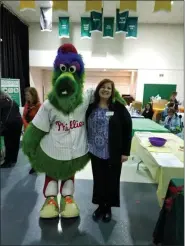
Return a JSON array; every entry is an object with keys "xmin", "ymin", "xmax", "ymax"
[{"xmin": 121, "ymin": 155, "xmax": 128, "ymax": 163}]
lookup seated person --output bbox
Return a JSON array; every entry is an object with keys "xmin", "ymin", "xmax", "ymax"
[
  {"xmin": 161, "ymin": 102, "xmax": 175, "ymax": 121},
  {"xmin": 164, "ymin": 107, "xmax": 181, "ymax": 134},
  {"xmin": 142, "ymin": 103, "xmax": 154, "ymax": 120}
]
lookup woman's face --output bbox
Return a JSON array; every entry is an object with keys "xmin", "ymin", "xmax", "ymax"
[
  {"xmin": 171, "ymin": 94, "xmax": 176, "ymax": 100},
  {"xmin": 25, "ymin": 91, "xmax": 32, "ymax": 103},
  {"xmin": 146, "ymin": 104, "xmax": 150, "ymax": 110},
  {"xmin": 99, "ymin": 82, "xmax": 112, "ymax": 100},
  {"xmin": 168, "ymin": 111, "xmax": 174, "ymax": 117}
]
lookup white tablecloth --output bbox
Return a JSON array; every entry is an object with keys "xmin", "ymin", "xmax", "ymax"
[{"xmin": 132, "ymin": 132, "xmax": 184, "ymax": 207}]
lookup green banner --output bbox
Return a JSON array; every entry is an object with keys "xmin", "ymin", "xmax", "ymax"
[
  {"xmin": 58, "ymin": 17, "xmax": 70, "ymax": 38},
  {"xmin": 0, "ymin": 78, "xmax": 22, "ymax": 106},
  {"xmin": 126, "ymin": 17, "xmax": 138, "ymax": 39},
  {"xmin": 81, "ymin": 17, "xmax": 91, "ymax": 39},
  {"xmin": 116, "ymin": 9, "xmax": 129, "ymax": 33},
  {"xmin": 90, "ymin": 10, "xmax": 102, "ymax": 32},
  {"xmin": 103, "ymin": 17, "xmax": 114, "ymax": 38}
]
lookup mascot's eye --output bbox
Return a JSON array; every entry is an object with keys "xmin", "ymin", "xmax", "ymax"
[
  {"xmin": 60, "ymin": 64, "xmax": 67, "ymax": 72},
  {"xmin": 69, "ymin": 65, "xmax": 76, "ymax": 73}
]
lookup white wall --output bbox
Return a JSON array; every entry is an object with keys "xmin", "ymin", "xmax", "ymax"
[{"xmin": 29, "ymin": 23, "xmax": 184, "ymax": 102}]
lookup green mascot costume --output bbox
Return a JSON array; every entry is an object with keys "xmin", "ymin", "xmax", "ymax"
[{"xmin": 22, "ymin": 43, "xmax": 126, "ymax": 219}]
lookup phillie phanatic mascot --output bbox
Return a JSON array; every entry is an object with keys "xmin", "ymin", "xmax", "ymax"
[{"xmin": 22, "ymin": 43, "xmax": 125, "ymax": 219}]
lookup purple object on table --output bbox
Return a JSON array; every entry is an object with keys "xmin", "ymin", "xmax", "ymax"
[{"xmin": 149, "ymin": 137, "xmax": 167, "ymax": 147}]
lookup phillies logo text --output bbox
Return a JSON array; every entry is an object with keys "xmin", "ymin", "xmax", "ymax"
[{"xmin": 56, "ymin": 120, "xmax": 84, "ymax": 131}]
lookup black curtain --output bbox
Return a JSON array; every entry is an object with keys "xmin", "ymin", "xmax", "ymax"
[{"xmin": 0, "ymin": 4, "xmax": 30, "ymax": 106}]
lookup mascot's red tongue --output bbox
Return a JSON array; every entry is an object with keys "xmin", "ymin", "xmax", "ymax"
[{"xmin": 58, "ymin": 43, "xmax": 78, "ymax": 54}]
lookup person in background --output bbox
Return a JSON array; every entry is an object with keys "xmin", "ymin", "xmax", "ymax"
[
  {"xmin": 0, "ymin": 90, "xmax": 23, "ymax": 168},
  {"xmin": 161, "ymin": 102, "xmax": 175, "ymax": 121},
  {"xmin": 142, "ymin": 103, "xmax": 154, "ymax": 120},
  {"xmin": 22, "ymin": 87, "xmax": 41, "ymax": 174},
  {"xmin": 164, "ymin": 107, "xmax": 181, "ymax": 134},
  {"xmin": 86, "ymin": 79, "xmax": 132, "ymax": 223},
  {"xmin": 169, "ymin": 91, "xmax": 179, "ymax": 111}
]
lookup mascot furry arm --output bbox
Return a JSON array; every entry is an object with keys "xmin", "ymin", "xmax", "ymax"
[{"xmin": 22, "ymin": 43, "xmax": 126, "ymax": 220}]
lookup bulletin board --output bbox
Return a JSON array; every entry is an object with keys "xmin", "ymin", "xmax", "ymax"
[
  {"xmin": 143, "ymin": 84, "xmax": 177, "ymax": 106},
  {"xmin": 0, "ymin": 78, "xmax": 22, "ymax": 106}
]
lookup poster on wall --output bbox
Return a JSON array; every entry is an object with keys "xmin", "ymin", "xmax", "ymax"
[
  {"xmin": 59, "ymin": 17, "xmax": 70, "ymax": 38},
  {"xmin": 90, "ymin": 10, "xmax": 103, "ymax": 32},
  {"xmin": 0, "ymin": 78, "xmax": 22, "ymax": 106},
  {"xmin": 81, "ymin": 17, "xmax": 91, "ymax": 39},
  {"xmin": 115, "ymin": 9, "xmax": 129, "ymax": 33},
  {"xmin": 103, "ymin": 17, "xmax": 114, "ymax": 38},
  {"xmin": 126, "ymin": 17, "xmax": 138, "ymax": 39}
]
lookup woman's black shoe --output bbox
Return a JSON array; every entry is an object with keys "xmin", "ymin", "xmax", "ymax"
[
  {"xmin": 102, "ymin": 207, "xmax": 112, "ymax": 223},
  {"xmin": 29, "ymin": 168, "xmax": 35, "ymax": 174},
  {"xmin": 92, "ymin": 206, "xmax": 103, "ymax": 221}
]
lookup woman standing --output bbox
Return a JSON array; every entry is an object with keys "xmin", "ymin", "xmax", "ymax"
[
  {"xmin": 86, "ymin": 79, "xmax": 132, "ymax": 223},
  {"xmin": 0, "ymin": 90, "xmax": 23, "ymax": 168},
  {"xmin": 22, "ymin": 87, "xmax": 41, "ymax": 174}
]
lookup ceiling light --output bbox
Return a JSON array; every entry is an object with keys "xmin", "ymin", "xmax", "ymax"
[
  {"xmin": 103, "ymin": 69, "xmax": 107, "ymax": 71},
  {"xmin": 171, "ymin": 1, "xmax": 174, "ymax": 5}
]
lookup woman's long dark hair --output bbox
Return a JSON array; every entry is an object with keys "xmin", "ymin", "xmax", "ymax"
[
  {"xmin": 145, "ymin": 103, "xmax": 153, "ymax": 112},
  {"xmin": 93, "ymin": 79, "xmax": 115, "ymax": 108},
  {"xmin": 25, "ymin": 87, "xmax": 40, "ymax": 105}
]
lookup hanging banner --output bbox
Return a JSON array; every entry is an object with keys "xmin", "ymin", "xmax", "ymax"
[
  {"xmin": 90, "ymin": 10, "xmax": 102, "ymax": 32},
  {"xmin": 85, "ymin": 0, "xmax": 102, "ymax": 12},
  {"xmin": 153, "ymin": 0, "xmax": 171, "ymax": 12},
  {"xmin": 20, "ymin": 0, "xmax": 36, "ymax": 11},
  {"xmin": 116, "ymin": 9, "xmax": 129, "ymax": 33},
  {"xmin": 40, "ymin": 7, "xmax": 52, "ymax": 32},
  {"xmin": 59, "ymin": 17, "xmax": 70, "ymax": 38},
  {"xmin": 103, "ymin": 17, "xmax": 114, "ymax": 39},
  {"xmin": 53, "ymin": 0, "xmax": 68, "ymax": 11},
  {"xmin": 0, "ymin": 78, "xmax": 22, "ymax": 106},
  {"xmin": 126, "ymin": 17, "xmax": 138, "ymax": 39},
  {"xmin": 81, "ymin": 17, "xmax": 91, "ymax": 39},
  {"xmin": 120, "ymin": 0, "xmax": 137, "ymax": 12}
]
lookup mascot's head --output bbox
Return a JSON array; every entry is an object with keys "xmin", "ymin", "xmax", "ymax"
[{"xmin": 48, "ymin": 43, "xmax": 85, "ymax": 113}]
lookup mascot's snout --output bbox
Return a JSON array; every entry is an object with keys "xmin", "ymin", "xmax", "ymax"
[{"xmin": 56, "ymin": 73, "xmax": 76, "ymax": 97}]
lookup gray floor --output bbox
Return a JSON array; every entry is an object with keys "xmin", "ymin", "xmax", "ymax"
[{"xmin": 1, "ymin": 165, "xmax": 160, "ymax": 245}]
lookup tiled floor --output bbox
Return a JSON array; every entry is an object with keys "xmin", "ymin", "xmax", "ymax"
[
  {"xmin": 1, "ymin": 149, "xmax": 159, "ymax": 245},
  {"xmin": 1, "ymin": 165, "xmax": 159, "ymax": 245}
]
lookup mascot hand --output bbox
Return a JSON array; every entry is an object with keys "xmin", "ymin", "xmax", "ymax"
[
  {"xmin": 22, "ymin": 123, "xmax": 46, "ymax": 159},
  {"xmin": 114, "ymin": 89, "xmax": 127, "ymax": 106}
]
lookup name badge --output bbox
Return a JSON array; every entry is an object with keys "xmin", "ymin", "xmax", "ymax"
[{"xmin": 106, "ymin": 111, "xmax": 114, "ymax": 117}]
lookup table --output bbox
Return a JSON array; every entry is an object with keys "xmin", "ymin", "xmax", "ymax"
[
  {"xmin": 132, "ymin": 132, "xmax": 184, "ymax": 207},
  {"xmin": 132, "ymin": 118, "xmax": 169, "ymax": 137},
  {"xmin": 130, "ymin": 112, "xmax": 144, "ymax": 118},
  {"xmin": 153, "ymin": 178, "xmax": 184, "ymax": 246}
]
